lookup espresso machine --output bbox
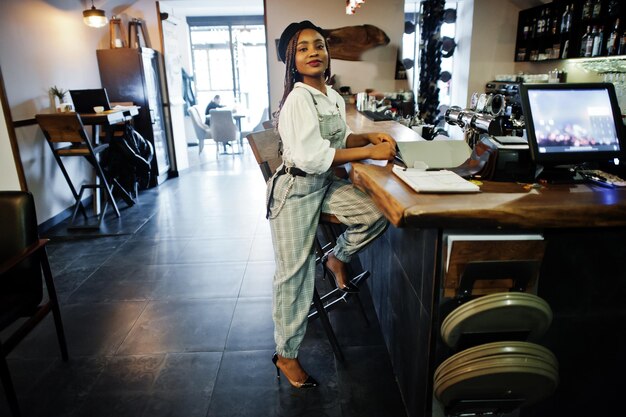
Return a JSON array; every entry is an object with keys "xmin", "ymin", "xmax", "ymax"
[
  {"xmin": 444, "ymin": 92, "xmax": 533, "ymax": 182},
  {"xmin": 485, "ymin": 80, "xmax": 523, "ymax": 119},
  {"xmin": 444, "ymin": 93, "xmax": 524, "ymax": 148}
]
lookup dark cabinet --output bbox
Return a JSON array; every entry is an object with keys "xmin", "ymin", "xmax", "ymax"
[
  {"xmin": 97, "ymin": 47, "xmax": 170, "ymax": 187},
  {"xmin": 515, "ymin": 0, "xmax": 625, "ymax": 62}
]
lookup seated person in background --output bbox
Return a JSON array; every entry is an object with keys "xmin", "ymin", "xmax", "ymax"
[{"xmin": 204, "ymin": 95, "xmax": 225, "ymax": 125}]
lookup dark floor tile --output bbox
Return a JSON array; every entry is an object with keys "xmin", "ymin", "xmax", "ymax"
[
  {"xmin": 134, "ymin": 218, "xmax": 204, "ymax": 239},
  {"xmin": 52, "ymin": 264, "xmax": 100, "ymax": 303},
  {"xmin": 207, "ymin": 350, "xmax": 341, "ymax": 417},
  {"xmin": 142, "ymin": 390, "xmax": 211, "ymax": 417},
  {"xmin": 176, "ymin": 237, "xmax": 254, "ymax": 263},
  {"xmin": 153, "ymin": 352, "xmax": 222, "ymax": 393},
  {"xmin": 67, "ymin": 264, "xmax": 172, "ymax": 303},
  {"xmin": 72, "ymin": 392, "xmax": 151, "ymax": 417},
  {"xmin": 239, "ymin": 261, "xmax": 274, "ymax": 297},
  {"xmin": 248, "ymin": 234, "xmax": 275, "ymax": 262},
  {"xmin": 92, "ymin": 354, "xmax": 166, "ymax": 393},
  {"xmin": 226, "ymin": 297, "xmax": 274, "ymax": 351},
  {"xmin": 46, "ymin": 235, "xmax": 130, "ymax": 271},
  {"xmin": 9, "ymin": 301, "xmax": 147, "ymax": 358},
  {"xmin": 103, "ymin": 237, "xmax": 192, "ymax": 266},
  {"xmin": 152, "ymin": 263, "xmax": 246, "ymax": 299},
  {"xmin": 1, "ymin": 356, "xmax": 110, "ymax": 417},
  {"xmin": 117, "ymin": 299, "xmax": 236, "ymax": 354},
  {"xmin": 195, "ymin": 215, "xmax": 261, "ymax": 238}
]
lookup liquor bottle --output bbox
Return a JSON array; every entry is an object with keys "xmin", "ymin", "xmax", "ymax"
[
  {"xmin": 592, "ymin": 26, "xmax": 604, "ymax": 57},
  {"xmin": 537, "ymin": 9, "xmax": 545, "ymax": 36},
  {"xmin": 619, "ymin": 32, "xmax": 626, "ymax": 55},
  {"xmin": 586, "ymin": 27, "xmax": 597, "ymax": 57},
  {"xmin": 592, "ymin": 0, "xmax": 602, "ymax": 19},
  {"xmin": 523, "ymin": 20, "xmax": 531, "ymax": 40},
  {"xmin": 562, "ymin": 40, "xmax": 570, "ymax": 59},
  {"xmin": 580, "ymin": 26, "xmax": 592, "ymax": 57},
  {"xmin": 532, "ymin": 17, "xmax": 538, "ymax": 38},
  {"xmin": 551, "ymin": 11, "xmax": 558, "ymax": 36},
  {"xmin": 546, "ymin": 8, "xmax": 553, "ymax": 36},
  {"xmin": 582, "ymin": 0, "xmax": 593, "ymax": 20},
  {"xmin": 607, "ymin": 19, "xmax": 620, "ymax": 56},
  {"xmin": 608, "ymin": 0, "xmax": 620, "ymax": 17},
  {"xmin": 560, "ymin": 5, "xmax": 570, "ymax": 33}
]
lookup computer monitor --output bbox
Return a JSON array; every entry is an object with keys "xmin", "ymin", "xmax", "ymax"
[
  {"xmin": 519, "ymin": 82, "xmax": 624, "ymax": 168},
  {"xmin": 69, "ymin": 88, "xmax": 112, "ymax": 114}
]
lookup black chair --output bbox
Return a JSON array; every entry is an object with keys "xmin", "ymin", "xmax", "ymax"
[{"xmin": 0, "ymin": 191, "xmax": 69, "ymax": 417}]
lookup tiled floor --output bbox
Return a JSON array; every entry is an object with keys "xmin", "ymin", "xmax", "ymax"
[{"xmin": 1, "ymin": 144, "xmax": 407, "ymax": 417}]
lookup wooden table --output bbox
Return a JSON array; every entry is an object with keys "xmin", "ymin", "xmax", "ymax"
[
  {"xmin": 346, "ymin": 107, "xmax": 626, "ymax": 417},
  {"xmin": 79, "ymin": 106, "xmax": 139, "ymax": 142}
]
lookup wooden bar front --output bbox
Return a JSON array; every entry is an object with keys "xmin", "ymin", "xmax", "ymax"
[{"xmin": 346, "ymin": 107, "xmax": 626, "ymax": 417}]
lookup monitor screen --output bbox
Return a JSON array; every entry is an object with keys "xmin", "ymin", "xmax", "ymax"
[{"xmin": 520, "ymin": 83, "xmax": 624, "ymax": 166}]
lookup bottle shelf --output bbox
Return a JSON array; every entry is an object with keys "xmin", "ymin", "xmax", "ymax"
[{"xmin": 515, "ymin": 0, "xmax": 626, "ymax": 63}]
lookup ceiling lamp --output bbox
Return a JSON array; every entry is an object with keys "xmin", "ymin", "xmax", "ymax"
[
  {"xmin": 83, "ymin": 0, "xmax": 108, "ymax": 28},
  {"xmin": 346, "ymin": 0, "xmax": 366, "ymax": 15}
]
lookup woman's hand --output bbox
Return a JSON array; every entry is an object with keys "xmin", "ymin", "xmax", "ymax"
[
  {"xmin": 368, "ymin": 142, "xmax": 396, "ymax": 161},
  {"xmin": 368, "ymin": 132, "xmax": 397, "ymax": 149}
]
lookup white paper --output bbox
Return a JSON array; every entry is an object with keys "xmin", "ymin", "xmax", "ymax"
[{"xmin": 392, "ymin": 165, "xmax": 480, "ymax": 193}]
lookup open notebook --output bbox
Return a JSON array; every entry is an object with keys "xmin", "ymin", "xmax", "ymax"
[{"xmin": 392, "ymin": 165, "xmax": 480, "ymax": 193}]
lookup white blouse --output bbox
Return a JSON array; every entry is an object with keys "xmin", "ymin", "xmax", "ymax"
[{"xmin": 278, "ymin": 82, "xmax": 352, "ymax": 175}]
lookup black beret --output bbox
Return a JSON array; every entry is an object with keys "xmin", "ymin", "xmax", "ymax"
[{"xmin": 277, "ymin": 20, "xmax": 325, "ymax": 63}]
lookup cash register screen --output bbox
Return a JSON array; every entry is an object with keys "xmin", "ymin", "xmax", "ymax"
[{"xmin": 520, "ymin": 83, "xmax": 624, "ymax": 166}]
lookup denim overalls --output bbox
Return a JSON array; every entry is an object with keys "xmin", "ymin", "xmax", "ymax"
[{"xmin": 268, "ymin": 87, "xmax": 388, "ymax": 359}]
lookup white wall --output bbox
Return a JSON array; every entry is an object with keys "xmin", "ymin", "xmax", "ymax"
[
  {"xmin": 466, "ymin": 0, "xmax": 520, "ymax": 105},
  {"xmin": 0, "ymin": 0, "xmax": 111, "ymax": 222},
  {"xmin": 0, "ymin": 93, "xmax": 21, "ymax": 191},
  {"xmin": 264, "ymin": 0, "xmax": 406, "ymax": 113}
]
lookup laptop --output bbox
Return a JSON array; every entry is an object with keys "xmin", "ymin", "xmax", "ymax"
[
  {"xmin": 396, "ymin": 140, "xmax": 471, "ymax": 169},
  {"xmin": 69, "ymin": 88, "xmax": 112, "ymax": 114}
]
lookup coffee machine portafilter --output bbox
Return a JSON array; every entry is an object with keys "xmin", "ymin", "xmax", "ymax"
[{"xmin": 445, "ymin": 106, "xmax": 514, "ymax": 148}]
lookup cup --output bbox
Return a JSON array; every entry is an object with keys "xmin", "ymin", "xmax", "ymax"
[
  {"xmin": 93, "ymin": 106, "xmax": 105, "ymax": 113},
  {"xmin": 58, "ymin": 103, "xmax": 73, "ymax": 112}
]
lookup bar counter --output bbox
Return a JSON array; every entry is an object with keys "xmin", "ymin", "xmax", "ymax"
[{"xmin": 346, "ymin": 107, "xmax": 626, "ymax": 417}]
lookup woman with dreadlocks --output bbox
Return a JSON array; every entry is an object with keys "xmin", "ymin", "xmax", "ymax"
[{"xmin": 268, "ymin": 20, "xmax": 397, "ymax": 388}]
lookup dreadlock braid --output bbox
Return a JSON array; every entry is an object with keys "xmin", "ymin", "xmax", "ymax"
[{"xmin": 273, "ymin": 29, "xmax": 332, "ymax": 128}]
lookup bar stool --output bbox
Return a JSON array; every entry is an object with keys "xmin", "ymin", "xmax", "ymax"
[{"xmin": 36, "ymin": 113, "xmax": 120, "ymax": 229}]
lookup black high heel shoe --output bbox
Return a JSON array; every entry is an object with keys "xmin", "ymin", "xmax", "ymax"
[
  {"xmin": 272, "ymin": 353, "xmax": 319, "ymax": 389},
  {"xmin": 321, "ymin": 256, "xmax": 359, "ymax": 294}
]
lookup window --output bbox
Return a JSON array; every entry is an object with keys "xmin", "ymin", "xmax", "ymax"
[{"xmin": 188, "ymin": 16, "xmax": 268, "ymax": 130}]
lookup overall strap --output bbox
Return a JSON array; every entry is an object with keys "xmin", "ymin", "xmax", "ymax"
[{"xmin": 297, "ymin": 86, "xmax": 341, "ymax": 116}]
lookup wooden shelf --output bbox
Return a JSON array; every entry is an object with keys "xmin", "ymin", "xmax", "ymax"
[{"xmin": 515, "ymin": 0, "xmax": 625, "ymax": 63}]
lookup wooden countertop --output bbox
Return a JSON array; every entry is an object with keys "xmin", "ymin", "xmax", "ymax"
[
  {"xmin": 346, "ymin": 107, "xmax": 626, "ymax": 229},
  {"xmin": 350, "ymin": 162, "xmax": 626, "ymax": 229},
  {"xmin": 345, "ymin": 105, "xmax": 423, "ymax": 143}
]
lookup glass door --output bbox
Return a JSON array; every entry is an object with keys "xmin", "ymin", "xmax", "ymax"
[{"xmin": 189, "ymin": 20, "xmax": 268, "ymax": 131}]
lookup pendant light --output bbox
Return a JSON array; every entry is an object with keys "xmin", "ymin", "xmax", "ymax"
[{"xmin": 83, "ymin": 0, "xmax": 108, "ymax": 28}]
